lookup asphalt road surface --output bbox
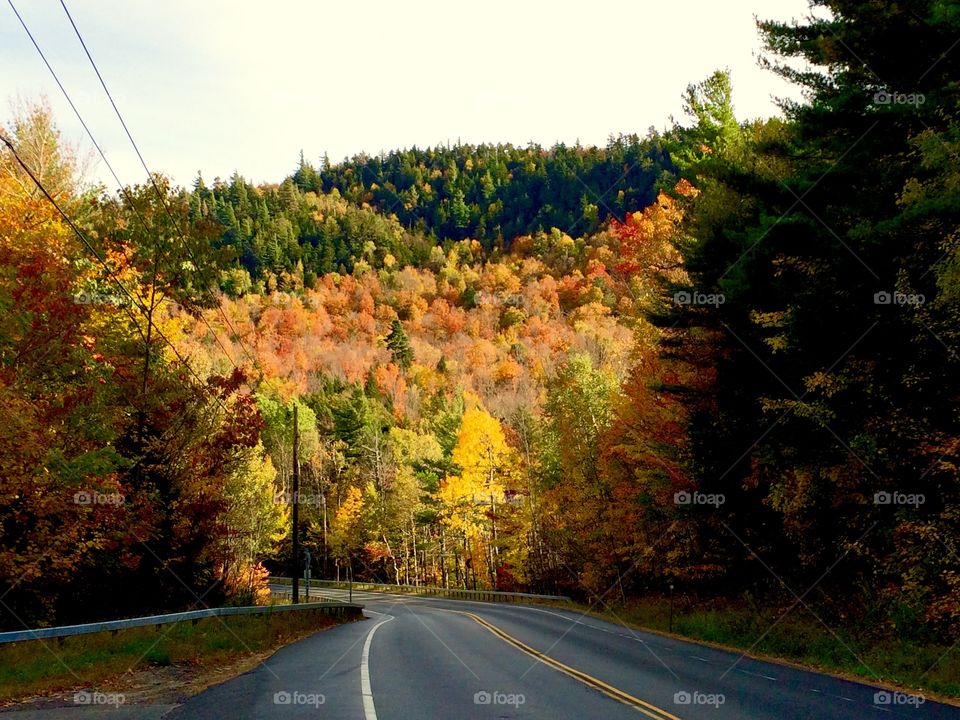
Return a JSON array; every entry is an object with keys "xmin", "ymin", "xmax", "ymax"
[{"xmin": 6, "ymin": 588, "xmax": 959, "ymax": 719}]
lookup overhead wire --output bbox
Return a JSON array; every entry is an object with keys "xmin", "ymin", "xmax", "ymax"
[
  {"xmin": 5, "ymin": 0, "xmax": 242, "ymax": 370},
  {"xmin": 0, "ymin": 133, "xmax": 232, "ymax": 416},
  {"xmin": 57, "ymin": 0, "xmax": 262, "ymax": 375}
]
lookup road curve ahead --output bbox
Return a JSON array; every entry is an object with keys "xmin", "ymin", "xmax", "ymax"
[{"xmin": 165, "ymin": 588, "xmax": 960, "ymax": 720}]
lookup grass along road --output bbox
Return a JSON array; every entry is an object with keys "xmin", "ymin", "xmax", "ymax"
[{"xmin": 0, "ymin": 608, "xmax": 356, "ymax": 710}]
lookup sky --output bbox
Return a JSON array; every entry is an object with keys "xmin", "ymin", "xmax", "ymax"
[{"xmin": 2, "ymin": 0, "xmax": 813, "ymax": 190}]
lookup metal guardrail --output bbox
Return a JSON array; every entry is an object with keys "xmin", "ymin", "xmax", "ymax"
[
  {"xmin": 0, "ymin": 601, "xmax": 363, "ymax": 645},
  {"xmin": 269, "ymin": 587, "xmax": 332, "ymax": 602},
  {"xmin": 269, "ymin": 577, "xmax": 571, "ymax": 603}
]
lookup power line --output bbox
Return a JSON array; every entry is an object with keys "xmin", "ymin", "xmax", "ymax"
[
  {"xmin": 5, "ymin": 0, "xmax": 240, "ymax": 369},
  {"xmin": 0, "ymin": 133, "xmax": 232, "ymax": 417},
  {"xmin": 58, "ymin": 0, "xmax": 261, "ymax": 374}
]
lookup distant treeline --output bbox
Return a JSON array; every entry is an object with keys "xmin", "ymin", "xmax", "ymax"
[
  {"xmin": 186, "ymin": 136, "xmax": 678, "ymax": 293},
  {"xmin": 301, "ymin": 136, "xmax": 677, "ymax": 243}
]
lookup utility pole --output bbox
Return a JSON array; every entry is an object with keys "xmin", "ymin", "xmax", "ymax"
[
  {"xmin": 669, "ymin": 582, "xmax": 674, "ymax": 633},
  {"xmin": 304, "ymin": 548, "xmax": 311, "ymax": 602},
  {"xmin": 321, "ymin": 494, "xmax": 328, "ymax": 580},
  {"xmin": 291, "ymin": 403, "xmax": 300, "ymax": 604}
]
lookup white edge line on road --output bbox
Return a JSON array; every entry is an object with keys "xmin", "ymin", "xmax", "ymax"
[
  {"xmin": 736, "ymin": 668, "xmax": 778, "ymax": 681},
  {"xmin": 361, "ymin": 614, "xmax": 394, "ymax": 720}
]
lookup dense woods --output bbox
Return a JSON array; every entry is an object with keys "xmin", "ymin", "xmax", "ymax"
[
  {"xmin": 188, "ymin": 133, "xmax": 677, "ymax": 291},
  {"xmin": 300, "ymin": 135, "xmax": 676, "ymax": 243},
  {"xmin": 1, "ymin": 0, "xmax": 958, "ymax": 665}
]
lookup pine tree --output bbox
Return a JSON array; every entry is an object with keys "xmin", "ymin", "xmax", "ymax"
[
  {"xmin": 670, "ymin": 2, "xmax": 960, "ymax": 629},
  {"xmin": 386, "ymin": 319, "xmax": 413, "ymax": 370}
]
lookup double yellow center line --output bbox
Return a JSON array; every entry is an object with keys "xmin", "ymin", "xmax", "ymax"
[{"xmin": 461, "ymin": 611, "xmax": 683, "ymax": 720}]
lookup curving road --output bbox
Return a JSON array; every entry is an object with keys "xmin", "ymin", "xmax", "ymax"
[{"xmin": 161, "ymin": 587, "xmax": 959, "ymax": 720}]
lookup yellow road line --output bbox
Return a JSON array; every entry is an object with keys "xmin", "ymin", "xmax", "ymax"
[{"xmin": 460, "ymin": 611, "xmax": 683, "ymax": 720}]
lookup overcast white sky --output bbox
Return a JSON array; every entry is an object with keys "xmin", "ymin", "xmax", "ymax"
[{"xmin": 2, "ymin": 0, "xmax": 812, "ymax": 189}]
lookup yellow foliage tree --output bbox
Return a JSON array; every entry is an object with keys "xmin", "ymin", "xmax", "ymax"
[
  {"xmin": 435, "ymin": 405, "xmax": 520, "ymax": 588},
  {"xmin": 331, "ymin": 484, "xmax": 365, "ymax": 560},
  {"xmin": 221, "ymin": 447, "xmax": 285, "ymax": 605},
  {"xmin": 437, "ymin": 406, "xmax": 515, "ymax": 537}
]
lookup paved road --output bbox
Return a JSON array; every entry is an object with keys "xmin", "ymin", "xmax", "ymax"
[
  {"xmin": 167, "ymin": 587, "xmax": 958, "ymax": 720},
  {"xmin": 6, "ymin": 588, "xmax": 959, "ymax": 719}
]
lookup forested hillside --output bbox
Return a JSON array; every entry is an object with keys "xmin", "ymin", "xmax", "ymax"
[
  {"xmin": 173, "ymin": 192, "xmax": 689, "ymax": 597},
  {"xmin": 1, "ymin": 0, "xmax": 958, "ymax": 675},
  {"xmin": 189, "ymin": 134, "xmax": 677, "ymax": 291},
  {"xmin": 300, "ymin": 136, "xmax": 676, "ymax": 243}
]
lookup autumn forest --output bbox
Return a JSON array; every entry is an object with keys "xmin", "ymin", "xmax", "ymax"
[{"xmin": 2, "ymin": 1, "xmax": 959, "ymax": 677}]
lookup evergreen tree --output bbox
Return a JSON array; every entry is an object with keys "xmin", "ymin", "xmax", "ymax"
[
  {"xmin": 385, "ymin": 319, "xmax": 413, "ymax": 370},
  {"xmin": 669, "ymin": 2, "xmax": 960, "ymax": 631}
]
